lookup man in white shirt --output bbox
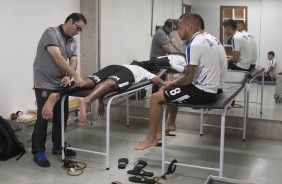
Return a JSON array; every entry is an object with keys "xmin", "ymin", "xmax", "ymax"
[
  {"xmin": 133, "ymin": 13, "xmax": 220, "ymax": 150},
  {"xmin": 263, "ymin": 51, "xmax": 277, "ymax": 81},
  {"xmin": 161, "ymin": 14, "xmax": 227, "ymax": 136},
  {"xmin": 223, "ymin": 19, "xmax": 253, "ymax": 71},
  {"xmin": 236, "ymin": 20, "xmax": 257, "ymax": 69}
]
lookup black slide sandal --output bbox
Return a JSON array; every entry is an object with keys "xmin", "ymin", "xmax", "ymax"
[
  {"xmin": 134, "ymin": 160, "xmax": 147, "ymax": 170},
  {"xmin": 165, "ymin": 131, "xmax": 176, "ymax": 136},
  {"xmin": 127, "ymin": 169, "xmax": 154, "ymax": 177},
  {"xmin": 128, "ymin": 175, "xmax": 156, "ymax": 184},
  {"xmin": 118, "ymin": 158, "xmax": 129, "ymax": 169}
]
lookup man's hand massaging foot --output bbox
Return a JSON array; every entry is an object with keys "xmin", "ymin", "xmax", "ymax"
[
  {"xmin": 133, "ymin": 138, "xmax": 159, "ymax": 150},
  {"xmin": 42, "ymin": 93, "xmax": 60, "ymax": 120}
]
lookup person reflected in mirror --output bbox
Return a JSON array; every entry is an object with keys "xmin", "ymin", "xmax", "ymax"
[
  {"xmin": 131, "ymin": 53, "xmax": 186, "ymax": 73},
  {"xmin": 150, "ymin": 19, "xmax": 184, "ymax": 93},
  {"xmin": 223, "ymin": 19, "xmax": 253, "ymax": 108},
  {"xmin": 259, "ymin": 51, "xmax": 277, "ymax": 81},
  {"xmin": 236, "ymin": 20, "xmax": 257, "ymax": 70}
]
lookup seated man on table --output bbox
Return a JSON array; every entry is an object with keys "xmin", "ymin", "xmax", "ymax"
[
  {"xmin": 41, "ymin": 64, "xmax": 164, "ymax": 123},
  {"xmin": 133, "ymin": 13, "xmax": 220, "ymax": 150}
]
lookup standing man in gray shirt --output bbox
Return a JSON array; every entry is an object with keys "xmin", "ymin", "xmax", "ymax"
[
  {"xmin": 33, "ymin": 13, "xmax": 87, "ymax": 167},
  {"xmin": 150, "ymin": 19, "xmax": 182, "ymax": 93},
  {"xmin": 150, "ymin": 19, "xmax": 182, "ymax": 59}
]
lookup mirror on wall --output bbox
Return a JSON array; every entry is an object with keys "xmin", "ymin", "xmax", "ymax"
[
  {"xmin": 147, "ymin": 0, "xmax": 266, "ymax": 120},
  {"xmin": 98, "ymin": 0, "xmax": 281, "ymax": 121}
]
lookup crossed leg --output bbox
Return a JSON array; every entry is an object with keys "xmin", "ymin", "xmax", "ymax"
[
  {"xmin": 77, "ymin": 79, "xmax": 118, "ymax": 123},
  {"xmin": 42, "ymin": 78, "xmax": 95, "ymax": 120}
]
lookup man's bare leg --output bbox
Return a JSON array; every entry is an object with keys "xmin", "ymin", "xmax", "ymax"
[
  {"xmin": 155, "ymin": 106, "xmax": 178, "ymax": 140},
  {"xmin": 42, "ymin": 93, "xmax": 60, "ymax": 119},
  {"xmin": 76, "ymin": 98, "xmax": 86, "ymax": 125},
  {"xmin": 78, "ymin": 79, "xmax": 118, "ymax": 123},
  {"xmin": 166, "ymin": 106, "xmax": 178, "ymax": 132},
  {"xmin": 133, "ymin": 90, "xmax": 165, "ymax": 150},
  {"xmin": 42, "ymin": 78, "xmax": 95, "ymax": 120}
]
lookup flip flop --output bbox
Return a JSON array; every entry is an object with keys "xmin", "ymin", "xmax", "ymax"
[
  {"xmin": 134, "ymin": 160, "xmax": 147, "ymax": 170},
  {"xmin": 231, "ymin": 103, "xmax": 243, "ymax": 108},
  {"xmin": 128, "ymin": 175, "xmax": 156, "ymax": 184},
  {"xmin": 127, "ymin": 169, "xmax": 154, "ymax": 177},
  {"xmin": 165, "ymin": 131, "xmax": 176, "ymax": 136},
  {"xmin": 111, "ymin": 181, "xmax": 122, "ymax": 184},
  {"xmin": 118, "ymin": 158, "xmax": 129, "ymax": 169},
  {"xmin": 156, "ymin": 142, "xmax": 162, "ymax": 147}
]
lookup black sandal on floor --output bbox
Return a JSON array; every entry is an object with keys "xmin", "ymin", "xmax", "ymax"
[
  {"xmin": 127, "ymin": 168, "xmax": 153, "ymax": 177},
  {"xmin": 128, "ymin": 175, "xmax": 156, "ymax": 184},
  {"xmin": 134, "ymin": 160, "xmax": 147, "ymax": 170},
  {"xmin": 118, "ymin": 158, "xmax": 129, "ymax": 169}
]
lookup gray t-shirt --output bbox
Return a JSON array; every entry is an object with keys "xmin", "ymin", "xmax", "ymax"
[
  {"xmin": 150, "ymin": 28, "xmax": 171, "ymax": 59},
  {"xmin": 33, "ymin": 25, "xmax": 77, "ymax": 90}
]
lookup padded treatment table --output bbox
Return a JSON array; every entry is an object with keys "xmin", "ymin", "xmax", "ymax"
[
  {"xmin": 161, "ymin": 72, "xmax": 249, "ymax": 177},
  {"xmin": 225, "ymin": 68, "xmax": 265, "ymax": 117},
  {"xmin": 60, "ymin": 69, "xmax": 167, "ymax": 169}
]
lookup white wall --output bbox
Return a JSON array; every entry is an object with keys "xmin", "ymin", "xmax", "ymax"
[
  {"xmin": 260, "ymin": 0, "xmax": 282, "ymax": 72},
  {"xmin": 100, "ymin": 0, "xmax": 183, "ymax": 68},
  {"xmin": 190, "ymin": 0, "xmax": 281, "ymax": 73},
  {"xmin": 0, "ymin": 0, "xmax": 80, "ymax": 118}
]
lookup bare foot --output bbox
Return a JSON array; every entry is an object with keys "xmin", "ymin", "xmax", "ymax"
[
  {"xmin": 78, "ymin": 98, "xmax": 87, "ymax": 124},
  {"xmin": 156, "ymin": 133, "xmax": 162, "ymax": 141},
  {"xmin": 42, "ymin": 93, "xmax": 59, "ymax": 119},
  {"xmin": 165, "ymin": 124, "xmax": 176, "ymax": 132},
  {"xmin": 133, "ymin": 138, "xmax": 158, "ymax": 150}
]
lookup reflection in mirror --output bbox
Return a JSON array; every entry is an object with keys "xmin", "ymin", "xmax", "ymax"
[{"xmin": 98, "ymin": 0, "xmax": 281, "ymax": 121}]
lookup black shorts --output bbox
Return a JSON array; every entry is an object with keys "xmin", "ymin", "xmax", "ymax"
[
  {"xmin": 228, "ymin": 60, "xmax": 249, "ymax": 71},
  {"xmin": 87, "ymin": 65, "xmax": 135, "ymax": 90},
  {"xmin": 163, "ymin": 84, "xmax": 216, "ymax": 103}
]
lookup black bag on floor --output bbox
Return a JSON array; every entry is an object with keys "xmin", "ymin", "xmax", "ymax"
[{"xmin": 0, "ymin": 116, "xmax": 25, "ymax": 161}]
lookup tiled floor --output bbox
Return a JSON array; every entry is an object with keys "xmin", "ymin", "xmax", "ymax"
[{"xmin": 1, "ymin": 119, "xmax": 282, "ymax": 184}]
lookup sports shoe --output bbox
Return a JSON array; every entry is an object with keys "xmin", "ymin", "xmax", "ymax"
[
  {"xmin": 33, "ymin": 151, "xmax": 50, "ymax": 167},
  {"xmin": 52, "ymin": 145, "xmax": 76, "ymax": 157}
]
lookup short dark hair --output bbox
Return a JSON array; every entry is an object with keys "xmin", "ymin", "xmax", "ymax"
[
  {"xmin": 222, "ymin": 19, "xmax": 237, "ymax": 30},
  {"xmin": 236, "ymin": 20, "xmax": 246, "ymax": 27},
  {"xmin": 164, "ymin": 19, "xmax": 173, "ymax": 28},
  {"xmin": 194, "ymin": 14, "xmax": 205, "ymax": 30},
  {"xmin": 179, "ymin": 13, "xmax": 190, "ymax": 20},
  {"xmin": 65, "ymin": 13, "xmax": 87, "ymax": 24},
  {"xmin": 268, "ymin": 51, "xmax": 275, "ymax": 57},
  {"xmin": 179, "ymin": 13, "xmax": 201, "ymax": 30}
]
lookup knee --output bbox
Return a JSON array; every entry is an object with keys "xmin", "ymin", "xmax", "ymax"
[
  {"xmin": 151, "ymin": 90, "xmax": 164, "ymax": 102},
  {"xmin": 105, "ymin": 79, "xmax": 118, "ymax": 90}
]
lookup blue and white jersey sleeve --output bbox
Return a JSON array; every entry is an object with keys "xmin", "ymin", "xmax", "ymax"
[{"xmin": 186, "ymin": 32, "xmax": 220, "ymax": 94}]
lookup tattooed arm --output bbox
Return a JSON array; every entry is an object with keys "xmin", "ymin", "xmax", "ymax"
[{"xmin": 163, "ymin": 65, "xmax": 197, "ymax": 89}]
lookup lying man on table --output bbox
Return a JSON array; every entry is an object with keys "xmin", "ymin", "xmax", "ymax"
[
  {"xmin": 133, "ymin": 13, "xmax": 220, "ymax": 150},
  {"xmin": 41, "ymin": 64, "xmax": 164, "ymax": 123},
  {"xmin": 131, "ymin": 53, "xmax": 187, "ymax": 73}
]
